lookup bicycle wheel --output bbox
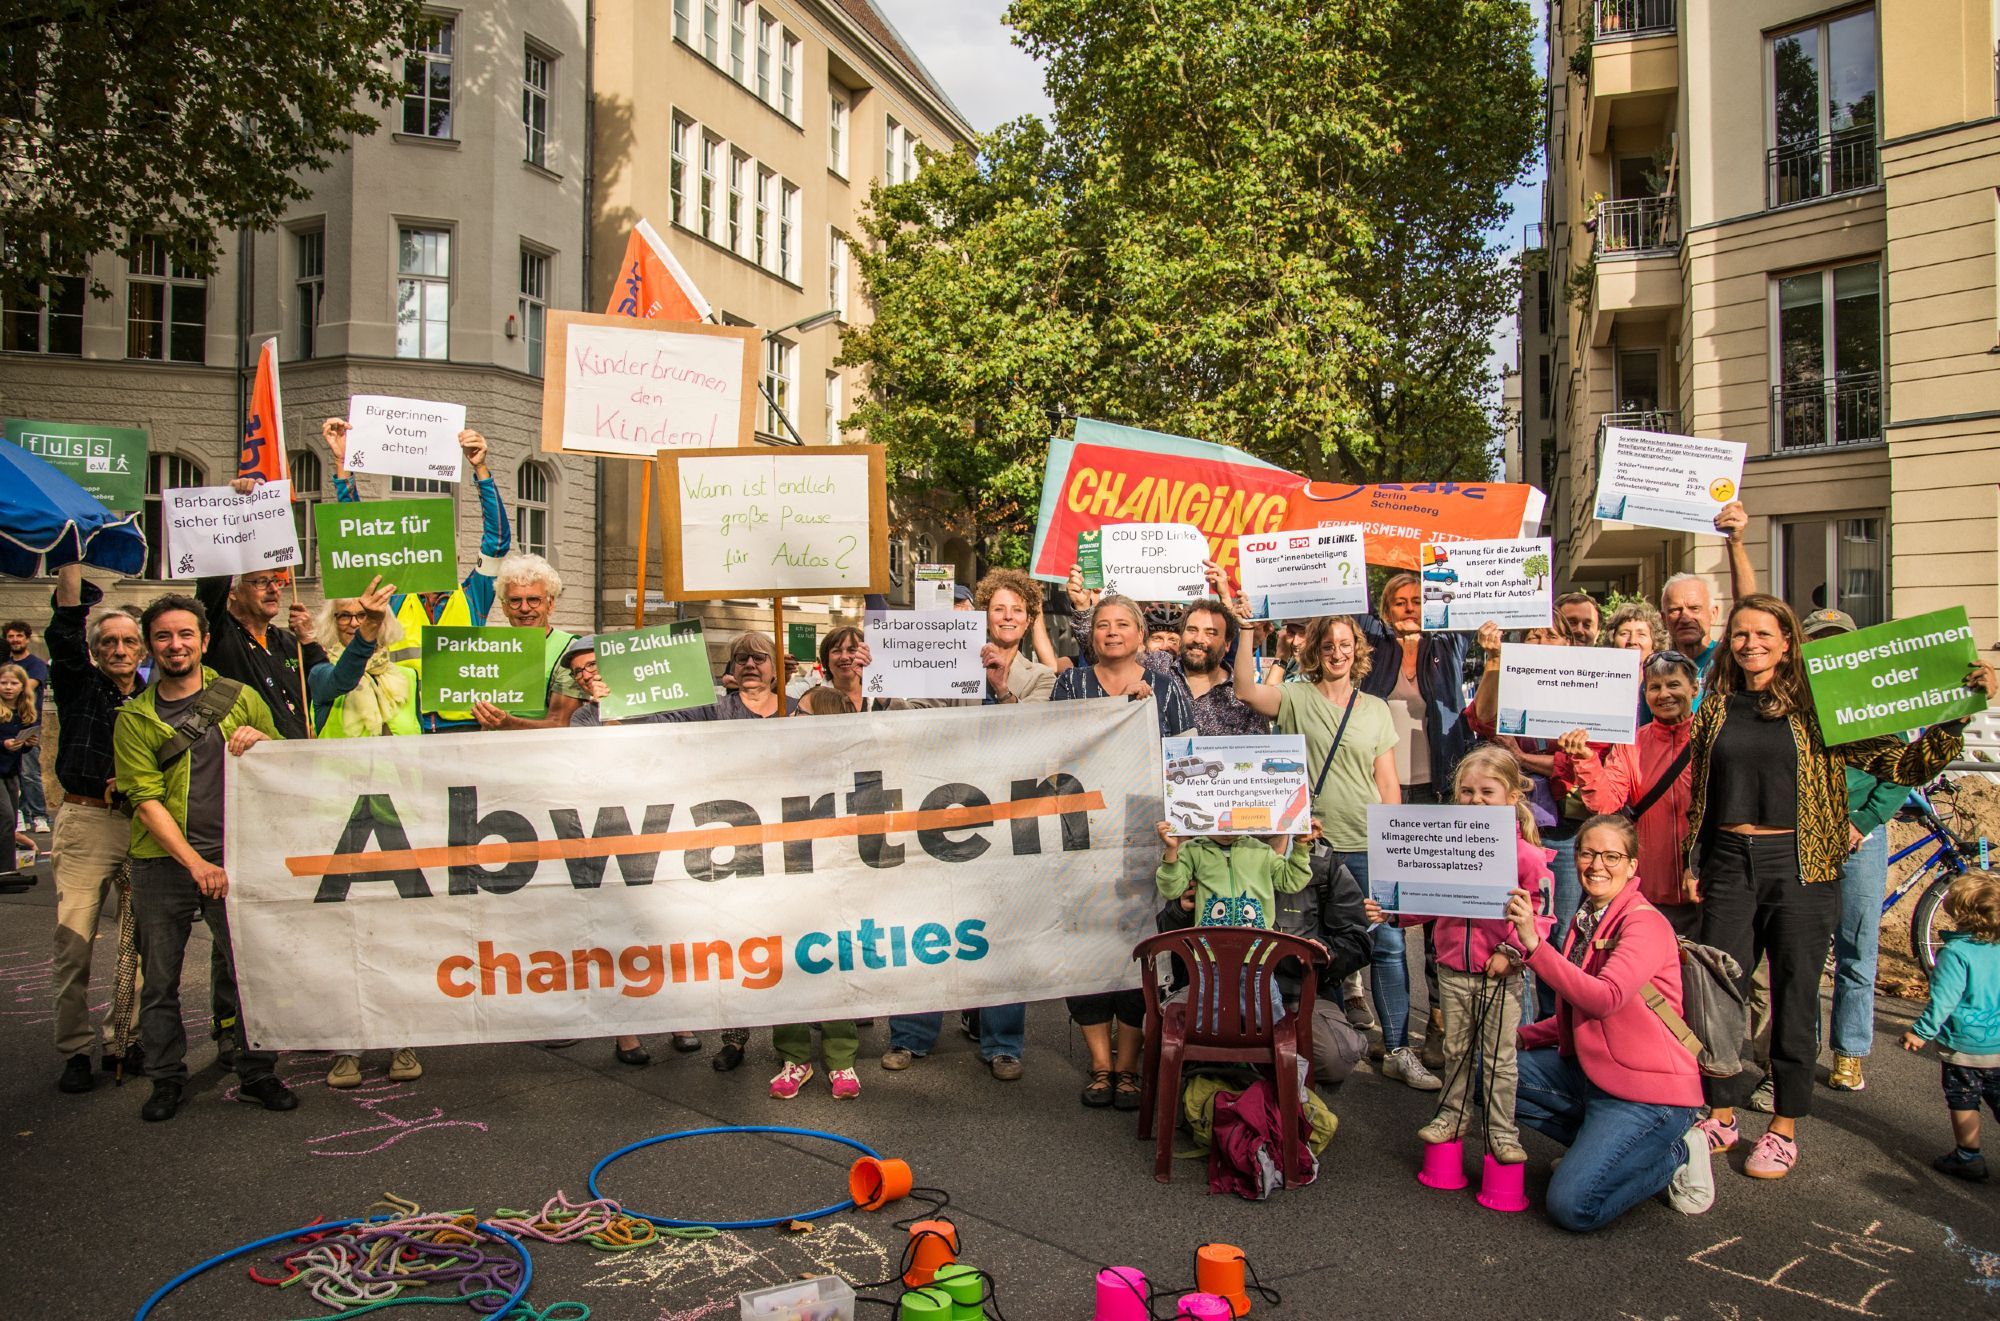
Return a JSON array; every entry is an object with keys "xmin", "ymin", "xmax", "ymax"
[{"xmin": 1910, "ymin": 871, "xmax": 1958, "ymax": 973}]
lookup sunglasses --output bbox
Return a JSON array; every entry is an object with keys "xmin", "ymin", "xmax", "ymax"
[{"xmin": 1643, "ymin": 648, "xmax": 1697, "ymax": 674}]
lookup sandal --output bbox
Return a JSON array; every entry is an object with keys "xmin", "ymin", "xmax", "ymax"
[
  {"xmin": 1112, "ymin": 1071, "xmax": 1143, "ymax": 1112},
  {"xmin": 1080, "ymin": 1068, "xmax": 1114, "ymax": 1108},
  {"xmin": 712, "ymin": 1041, "xmax": 746, "ymax": 1072}
]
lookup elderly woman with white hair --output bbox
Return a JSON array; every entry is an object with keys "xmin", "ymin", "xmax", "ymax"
[{"xmin": 472, "ymin": 552, "xmax": 584, "ymax": 732}]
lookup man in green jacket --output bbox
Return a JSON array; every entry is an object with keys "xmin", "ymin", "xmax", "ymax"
[{"xmin": 113, "ymin": 592, "xmax": 295, "ymax": 1122}]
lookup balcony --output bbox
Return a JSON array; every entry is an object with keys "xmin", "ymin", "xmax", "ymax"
[
  {"xmin": 1594, "ymin": 0, "xmax": 1675, "ymax": 39},
  {"xmin": 1586, "ymin": 3, "xmax": 1678, "ymax": 151},
  {"xmin": 1770, "ymin": 372, "xmax": 1882, "ymax": 452},
  {"xmin": 1598, "ymin": 408, "xmax": 1678, "ymax": 437},
  {"xmin": 1766, "ymin": 127, "xmax": 1879, "ymax": 209},
  {"xmin": 1594, "ymin": 196, "xmax": 1678, "ymax": 257}
]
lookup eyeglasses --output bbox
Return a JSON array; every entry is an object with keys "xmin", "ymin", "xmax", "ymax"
[
  {"xmin": 333, "ymin": 611, "xmax": 368, "ymax": 625},
  {"xmin": 241, "ymin": 574, "xmax": 288, "ymax": 591},
  {"xmin": 1643, "ymin": 649, "xmax": 1696, "ymax": 673},
  {"xmin": 1576, "ymin": 849, "xmax": 1632, "ymax": 867},
  {"xmin": 732, "ymin": 653, "xmax": 772, "ymax": 667}
]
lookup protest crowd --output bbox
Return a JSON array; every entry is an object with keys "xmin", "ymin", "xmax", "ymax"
[{"xmin": 14, "ymin": 388, "xmax": 2000, "ymax": 1246}]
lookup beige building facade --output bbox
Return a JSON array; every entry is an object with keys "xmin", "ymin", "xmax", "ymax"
[
  {"xmin": 0, "ymin": 0, "xmax": 600, "ymax": 633},
  {"xmin": 1522, "ymin": 0, "xmax": 2000, "ymax": 641}
]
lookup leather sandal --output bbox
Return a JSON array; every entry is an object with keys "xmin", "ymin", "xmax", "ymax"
[
  {"xmin": 1080, "ymin": 1068, "xmax": 1114, "ymax": 1108},
  {"xmin": 1112, "ymin": 1071, "xmax": 1143, "ymax": 1111}
]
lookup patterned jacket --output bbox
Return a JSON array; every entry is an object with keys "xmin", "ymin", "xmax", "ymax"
[{"xmin": 1685, "ymin": 692, "xmax": 1961, "ymax": 884}]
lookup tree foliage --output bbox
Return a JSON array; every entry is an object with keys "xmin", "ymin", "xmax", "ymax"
[
  {"xmin": 841, "ymin": 0, "xmax": 1541, "ymax": 565},
  {"xmin": 1, "ymin": 0, "xmax": 426, "ymax": 308}
]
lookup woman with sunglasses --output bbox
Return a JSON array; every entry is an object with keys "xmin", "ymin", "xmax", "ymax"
[{"xmin": 1555, "ymin": 649, "xmax": 1701, "ymax": 937}]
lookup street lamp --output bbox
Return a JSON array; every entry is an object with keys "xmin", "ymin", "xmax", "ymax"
[{"xmin": 759, "ymin": 309, "xmax": 842, "ymax": 446}]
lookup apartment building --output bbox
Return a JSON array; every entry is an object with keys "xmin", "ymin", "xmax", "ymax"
[
  {"xmin": 0, "ymin": 0, "xmax": 600, "ymax": 632},
  {"xmin": 589, "ymin": 0, "xmax": 974, "ymax": 631},
  {"xmin": 1521, "ymin": 0, "xmax": 2000, "ymax": 641}
]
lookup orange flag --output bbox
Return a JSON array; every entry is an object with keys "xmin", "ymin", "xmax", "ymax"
[
  {"xmin": 605, "ymin": 218, "xmax": 710, "ymax": 323},
  {"xmin": 238, "ymin": 337, "xmax": 287, "ymax": 483}
]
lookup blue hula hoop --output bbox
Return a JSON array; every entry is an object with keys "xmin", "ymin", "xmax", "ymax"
[
  {"xmin": 132, "ymin": 1216, "xmax": 533, "ymax": 1321},
  {"xmin": 587, "ymin": 1124, "xmax": 880, "ymax": 1230}
]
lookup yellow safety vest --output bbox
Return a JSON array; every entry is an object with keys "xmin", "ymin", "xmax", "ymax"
[
  {"xmin": 320, "ymin": 682, "xmax": 424, "ymax": 738},
  {"xmin": 390, "ymin": 591, "xmax": 475, "ymax": 721}
]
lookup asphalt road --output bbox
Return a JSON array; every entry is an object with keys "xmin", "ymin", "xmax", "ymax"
[{"xmin": 3, "ymin": 847, "xmax": 1998, "ymax": 1320}]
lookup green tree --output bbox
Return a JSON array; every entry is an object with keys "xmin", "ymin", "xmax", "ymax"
[
  {"xmin": 1, "ymin": 0, "xmax": 426, "ymax": 308},
  {"xmin": 841, "ymin": 0, "xmax": 1542, "ymax": 565},
  {"xmin": 1522, "ymin": 550, "xmax": 1550, "ymax": 589}
]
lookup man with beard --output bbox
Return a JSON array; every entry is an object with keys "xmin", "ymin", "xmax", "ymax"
[
  {"xmin": 1659, "ymin": 500, "xmax": 1757, "ymax": 682},
  {"xmin": 1170, "ymin": 597, "xmax": 1267, "ymax": 736}
]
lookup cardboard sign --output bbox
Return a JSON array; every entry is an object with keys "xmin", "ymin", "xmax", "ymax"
[
  {"xmin": 1161, "ymin": 734, "xmax": 1311, "ymax": 836},
  {"xmin": 1099, "ymin": 523, "xmax": 1208, "ymax": 601},
  {"xmin": 1419, "ymin": 537, "xmax": 1553, "ymax": 632},
  {"xmin": 1077, "ymin": 530, "xmax": 1104, "ymax": 589},
  {"xmin": 540, "ymin": 312, "xmax": 760, "ymax": 458},
  {"xmin": 661, "ymin": 445, "xmax": 889, "ymax": 600},
  {"xmin": 314, "ymin": 498, "xmax": 459, "ymax": 596},
  {"xmin": 1366, "ymin": 804, "xmax": 1517, "ymax": 918},
  {"xmin": 786, "ymin": 621, "xmax": 818, "ymax": 662},
  {"xmin": 1804, "ymin": 607, "xmax": 1988, "ymax": 745},
  {"xmin": 5, "ymin": 418, "xmax": 148, "ymax": 511},
  {"xmin": 1496, "ymin": 643, "xmax": 1640, "ymax": 745},
  {"xmin": 420, "ymin": 626, "xmax": 547, "ymax": 716},
  {"xmin": 913, "ymin": 563, "xmax": 955, "ymax": 611},
  {"xmin": 1236, "ymin": 525, "xmax": 1368, "ymax": 620},
  {"xmin": 594, "ymin": 620, "xmax": 717, "ymax": 720},
  {"xmin": 342, "ymin": 396, "xmax": 467, "ymax": 482},
  {"xmin": 862, "ymin": 610, "xmax": 986, "ymax": 700},
  {"xmin": 161, "ymin": 481, "xmax": 299, "ymax": 578},
  {"xmin": 1593, "ymin": 428, "xmax": 1747, "ymax": 536}
]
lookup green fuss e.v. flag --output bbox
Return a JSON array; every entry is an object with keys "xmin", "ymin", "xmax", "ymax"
[{"xmin": 1803, "ymin": 607, "xmax": 1987, "ymax": 745}]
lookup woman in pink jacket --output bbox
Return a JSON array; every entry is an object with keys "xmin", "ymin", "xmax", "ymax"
[
  {"xmin": 1552, "ymin": 649, "xmax": 1701, "ymax": 936},
  {"xmin": 1505, "ymin": 814, "xmax": 1714, "ymax": 1230}
]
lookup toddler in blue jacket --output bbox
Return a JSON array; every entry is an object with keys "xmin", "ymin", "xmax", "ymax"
[{"xmin": 1904, "ymin": 870, "xmax": 2000, "ymax": 1182}]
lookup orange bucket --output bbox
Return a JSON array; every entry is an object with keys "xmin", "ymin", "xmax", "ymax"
[
  {"xmin": 1194, "ymin": 1244, "xmax": 1251, "ymax": 1317},
  {"xmin": 903, "ymin": 1218, "xmax": 959, "ymax": 1288},
  {"xmin": 848, "ymin": 1155, "xmax": 914, "ymax": 1211}
]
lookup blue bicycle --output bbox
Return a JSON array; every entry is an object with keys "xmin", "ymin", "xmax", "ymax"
[{"xmin": 1884, "ymin": 780, "xmax": 1984, "ymax": 973}]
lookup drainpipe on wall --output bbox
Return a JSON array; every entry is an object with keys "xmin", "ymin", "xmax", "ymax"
[
  {"xmin": 234, "ymin": 228, "xmax": 252, "ymax": 436},
  {"xmin": 583, "ymin": 0, "xmax": 604, "ymax": 632}
]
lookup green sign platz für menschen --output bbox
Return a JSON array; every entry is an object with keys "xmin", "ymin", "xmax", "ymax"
[
  {"xmin": 594, "ymin": 620, "xmax": 716, "ymax": 720},
  {"xmin": 1803, "ymin": 606, "xmax": 1988, "ymax": 745},
  {"xmin": 313, "ymin": 498, "xmax": 459, "ymax": 596},
  {"xmin": 420, "ymin": 626, "xmax": 547, "ymax": 717}
]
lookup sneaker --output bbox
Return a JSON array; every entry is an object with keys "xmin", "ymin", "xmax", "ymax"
[
  {"xmin": 1695, "ymin": 1114, "xmax": 1740, "ymax": 1153},
  {"xmin": 387, "ymin": 1048, "xmax": 423, "ymax": 1082},
  {"xmin": 1343, "ymin": 995, "xmax": 1376, "ymax": 1031},
  {"xmin": 829, "ymin": 1068, "xmax": 861, "ymax": 1099},
  {"xmin": 1746, "ymin": 1078, "xmax": 1775, "ymax": 1113},
  {"xmin": 326, "ymin": 1054, "xmax": 364, "ymax": 1089},
  {"xmin": 1420, "ymin": 1010, "xmax": 1447, "ymax": 1072},
  {"xmin": 57, "ymin": 1054, "xmax": 94, "ymax": 1094},
  {"xmin": 1933, "ymin": 1148, "xmax": 1989, "ymax": 1182},
  {"xmin": 1827, "ymin": 1054, "xmax": 1866, "ymax": 1091},
  {"xmin": 141, "ymin": 1080, "xmax": 184, "ymax": 1122},
  {"xmin": 769, "ymin": 1062, "xmax": 814, "ymax": 1099},
  {"xmin": 959, "ymin": 1010, "xmax": 980, "ymax": 1040},
  {"xmin": 1383, "ymin": 1047, "xmax": 1443, "ymax": 1092},
  {"xmin": 1417, "ymin": 1115, "xmax": 1460, "ymax": 1145},
  {"xmin": 1488, "ymin": 1137, "xmax": 1528, "ymax": 1165},
  {"xmin": 1666, "ymin": 1124, "xmax": 1717, "ymax": 1214},
  {"xmin": 880, "ymin": 1047, "xmax": 917, "ymax": 1071},
  {"xmin": 1744, "ymin": 1129, "xmax": 1798, "ymax": 1179},
  {"xmin": 988, "ymin": 1055, "xmax": 1023, "ymax": 1082},
  {"xmin": 238, "ymin": 1077, "xmax": 299, "ymax": 1111}
]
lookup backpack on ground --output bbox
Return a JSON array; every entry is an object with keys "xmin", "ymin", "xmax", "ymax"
[{"xmin": 1641, "ymin": 937, "xmax": 1747, "ymax": 1079}]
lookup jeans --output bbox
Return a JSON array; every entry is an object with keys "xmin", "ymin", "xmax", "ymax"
[
  {"xmin": 132, "ymin": 855, "xmax": 275, "ymax": 1085},
  {"xmin": 890, "ymin": 1003, "xmax": 1027, "ymax": 1060},
  {"xmin": 17, "ymin": 745, "xmax": 45, "ymax": 823},
  {"xmin": 1341, "ymin": 849, "xmax": 1412, "ymax": 1051},
  {"xmin": 0, "ymin": 775, "xmax": 14, "ymax": 871},
  {"xmin": 1830, "ymin": 824, "xmax": 1888, "ymax": 1058},
  {"xmin": 1516, "ymin": 1049, "xmax": 1697, "ymax": 1232},
  {"xmin": 1535, "ymin": 831, "xmax": 1580, "ymax": 1020}
]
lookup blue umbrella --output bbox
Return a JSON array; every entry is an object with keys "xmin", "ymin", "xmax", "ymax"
[{"xmin": 0, "ymin": 439, "xmax": 148, "ymax": 578}]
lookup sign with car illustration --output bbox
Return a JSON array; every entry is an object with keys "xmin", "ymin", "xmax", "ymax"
[
  {"xmin": 1418, "ymin": 536, "xmax": 1553, "ymax": 632},
  {"xmin": 1161, "ymin": 734, "xmax": 1310, "ymax": 837}
]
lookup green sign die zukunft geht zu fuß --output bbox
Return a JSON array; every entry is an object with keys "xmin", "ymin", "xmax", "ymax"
[
  {"xmin": 313, "ymin": 498, "xmax": 460, "ymax": 596},
  {"xmin": 5, "ymin": 418, "xmax": 148, "ymax": 511},
  {"xmin": 1077, "ymin": 529, "xmax": 1103, "ymax": 589},
  {"xmin": 594, "ymin": 620, "xmax": 717, "ymax": 719},
  {"xmin": 1803, "ymin": 606, "xmax": 1988, "ymax": 745},
  {"xmin": 421, "ymin": 626, "xmax": 546, "ymax": 716}
]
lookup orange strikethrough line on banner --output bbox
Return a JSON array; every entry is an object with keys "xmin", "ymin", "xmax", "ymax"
[{"xmin": 284, "ymin": 792, "xmax": 1107, "ymax": 878}]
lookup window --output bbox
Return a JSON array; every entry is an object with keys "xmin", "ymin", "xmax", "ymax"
[
  {"xmin": 1614, "ymin": 349, "xmax": 1659, "ymax": 413},
  {"xmin": 403, "ymin": 17, "xmax": 454, "ymax": 137},
  {"xmin": 702, "ymin": 0, "xmax": 720, "ymax": 63},
  {"xmin": 126, "ymin": 235, "xmax": 206, "ymax": 362},
  {"xmin": 1537, "ymin": 354, "xmax": 1552, "ymax": 420},
  {"xmin": 295, "ymin": 229, "xmax": 325, "ymax": 360},
  {"xmin": 1779, "ymin": 515, "xmax": 1884, "ymax": 628},
  {"xmin": 516, "ymin": 462, "xmax": 552, "ymax": 560},
  {"xmin": 144, "ymin": 453, "xmax": 205, "ymax": 579},
  {"xmin": 730, "ymin": 0, "xmax": 750, "ymax": 82},
  {"xmin": 757, "ymin": 13, "xmax": 775, "ymax": 102},
  {"xmin": 825, "ymin": 370, "xmax": 842, "ymax": 440},
  {"xmin": 780, "ymin": 31, "xmax": 799, "ymax": 121},
  {"xmin": 889, "ymin": 536, "xmax": 907, "ymax": 587},
  {"xmin": 291, "ymin": 449, "xmax": 323, "ymax": 576},
  {"xmin": 395, "ymin": 227, "xmax": 450, "ymax": 360},
  {"xmin": 885, "ymin": 117, "xmax": 901, "ymax": 182},
  {"xmin": 828, "ymin": 89, "xmax": 849, "ymax": 176},
  {"xmin": 902, "ymin": 130, "xmax": 918, "ymax": 184},
  {"xmin": 670, "ymin": 115, "xmax": 692, "ymax": 227},
  {"xmin": 827, "ymin": 230, "xmax": 848, "ymax": 318},
  {"xmin": 1768, "ymin": 8, "xmax": 1878, "ymax": 206},
  {"xmin": 728, "ymin": 151, "xmax": 748, "ymax": 254},
  {"xmin": 778, "ymin": 182, "xmax": 799, "ymax": 282},
  {"xmin": 754, "ymin": 167, "xmax": 774, "ymax": 268},
  {"xmin": 673, "ymin": 0, "xmax": 690, "ymax": 43},
  {"xmin": 519, "ymin": 247, "xmax": 549, "ymax": 376},
  {"xmin": 1773, "ymin": 260, "xmax": 1880, "ymax": 450},
  {"xmin": 762, "ymin": 337, "xmax": 796, "ymax": 437},
  {"xmin": 699, "ymin": 135, "xmax": 721, "ymax": 241},
  {"xmin": 523, "ymin": 46, "xmax": 551, "ymax": 167},
  {"xmin": 391, "ymin": 475, "xmax": 453, "ymax": 495},
  {"xmin": 1, "ymin": 237, "xmax": 83, "ymax": 355}
]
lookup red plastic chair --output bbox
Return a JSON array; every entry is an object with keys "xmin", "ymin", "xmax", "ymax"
[{"xmin": 1133, "ymin": 926, "xmax": 1326, "ymax": 1185}]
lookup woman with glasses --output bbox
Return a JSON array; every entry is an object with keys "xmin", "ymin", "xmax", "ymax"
[
  {"xmin": 1555, "ymin": 649, "xmax": 1701, "ymax": 936},
  {"xmin": 1686, "ymin": 594, "xmax": 1995, "ymax": 1180},
  {"xmin": 1506, "ymin": 814, "xmax": 1715, "ymax": 1231},
  {"xmin": 801, "ymin": 626, "xmax": 905, "ymax": 713}
]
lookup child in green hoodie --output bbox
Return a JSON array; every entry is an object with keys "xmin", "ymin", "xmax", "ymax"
[{"xmin": 1155, "ymin": 820, "xmax": 1317, "ymax": 930}]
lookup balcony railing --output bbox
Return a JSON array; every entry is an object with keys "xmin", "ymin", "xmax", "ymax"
[
  {"xmin": 1594, "ymin": 0, "xmax": 1675, "ymax": 39},
  {"xmin": 1771, "ymin": 372, "xmax": 1882, "ymax": 452},
  {"xmin": 1599, "ymin": 409, "xmax": 1678, "ymax": 436},
  {"xmin": 1524, "ymin": 222, "xmax": 1545, "ymax": 251},
  {"xmin": 1594, "ymin": 196, "xmax": 1678, "ymax": 255},
  {"xmin": 1766, "ymin": 127, "xmax": 1879, "ymax": 209}
]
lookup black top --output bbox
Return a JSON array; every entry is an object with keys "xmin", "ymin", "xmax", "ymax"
[
  {"xmin": 1707, "ymin": 691, "xmax": 1799, "ymax": 829},
  {"xmin": 153, "ymin": 688, "xmax": 225, "ymax": 856},
  {"xmin": 46, "ymin": 580, "xmax": 142, "ymax": 798},
  {"xmin": 196, "ymin": 577, "xmax": 325, "ymax": 742}
]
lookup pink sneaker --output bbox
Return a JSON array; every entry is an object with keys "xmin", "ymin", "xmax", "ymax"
[
  {"xmin": 828, "ymin": 1068, "xmax": 861, "ymax": 1100},
  {"xmin": 769, "ymin": 1062, "xmax": 814, "ymax": 1099},
  {"xmin": 1744, "ymin": 1129, "xmax": 1798, "ymax": 1179},
  {"xmin": 1696, "ymin": 1115, "xmax": 1739, "ymax": 1153}
]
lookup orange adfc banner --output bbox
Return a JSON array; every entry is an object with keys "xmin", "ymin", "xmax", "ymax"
[
  {"xmin": 605, "ymin": 218, "xmax": 710, "ymax": 323},
  {"xmin": 238, "ymin": 337, "xmax": 287, "ymax": 484}
]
